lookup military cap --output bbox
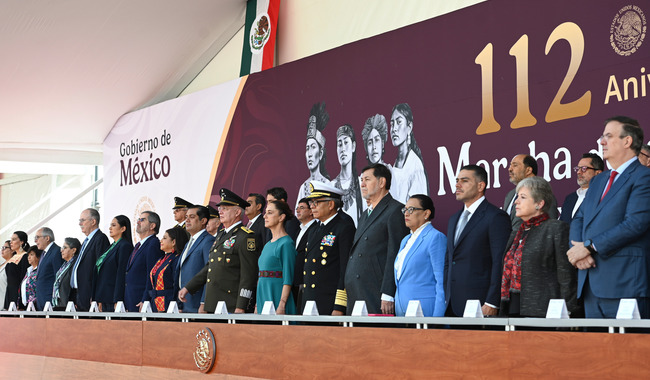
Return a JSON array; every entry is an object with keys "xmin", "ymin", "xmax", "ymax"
[
  {"xmin": 306, "ymin": 181, "xmax": 344, "ymax": 199},
  {"xmin": 207, "ymin": 204, "xmax": 220, "ymax": 219},
  {"xmin": 216, "ymin": 188, "xmax": 251, "ymax": 208},
  {"xmin": 173, "ymin": 196, "xmax": 193, "ymax": 209}
]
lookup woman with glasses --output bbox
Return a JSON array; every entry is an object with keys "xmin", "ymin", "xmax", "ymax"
[
  {"xmin": 500, "ymin": 177, "xmax": 578, "ymax": 317},
  {"xmin": 0, "ymin": 241, "xmax": 12, "ymax": 311},
  {"xmin": 5, "ymin": 231, "xmax": 30, "ymax": 310},
  {"xmin": 394, "ymin": 194, "xmax": 446, "ymax": 317},
  {"xmin": 93, "ymin": 215, "xmax": 133, "ymax": 312},
  {"xmin": 52, "ymin": 238, "xmax": 81, "ymax": 310}
]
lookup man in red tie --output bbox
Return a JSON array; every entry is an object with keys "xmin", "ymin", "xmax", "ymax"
[
  {"xmin": 568, "ymin": 116, "xmax": 650, "ymax": 318},
  {"xmin": 124, "ymin": 211, "xmax": 163, "ymax": 312}
]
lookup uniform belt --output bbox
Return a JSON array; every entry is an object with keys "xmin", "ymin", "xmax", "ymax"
[{"xmin": 259, "ymin": 270, "xmax": 283, "ymax": 278}]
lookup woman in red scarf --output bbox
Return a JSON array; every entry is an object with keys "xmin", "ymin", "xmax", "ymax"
[
  {"xmin": 500, "ymin": 176, "xmax": 578, "ymax": 317},
  {"xmin": 139, "ymin": 227, "xmax": 189, "ymax": 312}
]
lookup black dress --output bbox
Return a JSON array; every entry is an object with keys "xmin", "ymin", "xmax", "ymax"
[{"xmin": 4, "ymin": 254, "xmax": 29, "ymax": 309}]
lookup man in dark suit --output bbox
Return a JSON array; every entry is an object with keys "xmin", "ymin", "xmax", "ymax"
[
  {"xmin": 124, "ymin": 211, "xmax": 163, "ymax": 312},
  {"xmin": 34, "ymin": 227, "xmax": 63, "ymax": 310},
  {"xmin": 568, "ymin": 116, "xmax": 650, "ymax": 318},
  {"xmin": 445, "ymin": 165, "xmax": 511, "ymax": 317},
  {"xmin": 302, "ymin": 182, "xmax": 355, "ymax": 315},
  {"xmin": 245, "ymin": 193, "xmax": 267, "ymax": 250},
  {"xmin": 504, "ymin": 154, "xmax": 558, "ymax": 229},
  {"xmin": 180, "ymin": 189, "xmax": 258, "ymax": 313},
  {"xmin": 70, "ymin": 208, "xmax": 110, "ymax": 311},
  {"xmin": 266, "ymin": 187, "xmax": 300, "ymax": 242},
  {"xmin": 559, "ymin": 153, "xmax": 603, "ymax": 224},
  {"xmin": 176, "ymin": 205, "xmax": 215, "ymax": 313},
  {"xmin": 293, "ymin": 197, "xmax": 318, "ymax": 309},
  {"xmin": 345, "ymin": 164, "xmax": 408, "ymax": 315}
]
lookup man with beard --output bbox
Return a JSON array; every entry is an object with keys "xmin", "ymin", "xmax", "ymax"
[{"xmin": 559, "ymin": 153, "xmax": 604, "ymax": 224}]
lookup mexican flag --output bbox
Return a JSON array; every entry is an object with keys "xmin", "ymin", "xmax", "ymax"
[{"xmin": 240, "ymin": 0, "xmax": 281, "ymax": 76}]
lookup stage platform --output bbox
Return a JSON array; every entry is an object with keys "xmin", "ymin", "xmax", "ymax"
[{"xmin": 1, "ymin": 312, "xmax": 649, "ymax": 379}]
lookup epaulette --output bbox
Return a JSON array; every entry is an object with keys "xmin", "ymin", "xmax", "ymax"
[{"xmin": 240, "ymin": 226, "xmax": 254, "ymax": 234}]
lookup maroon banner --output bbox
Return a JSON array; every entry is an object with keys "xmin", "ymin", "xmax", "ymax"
[{"xmin": 211, "ymin": 0, "xmax": 649, "ymax": 231}]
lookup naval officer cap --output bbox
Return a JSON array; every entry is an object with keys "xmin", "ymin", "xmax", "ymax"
[
  {"xmin": 306, "ymin": 181, "xmax": 344, "ymax": 199},
  {"xmin": 216, "ymin": 188, "xmax": 251, "ymax": 208},
  {"xmin": 173, "ymin": 196, "xmax": 193, "ymax": 209},
  {"xmin": 206, "ymin": 204, "xmax": 220, "ymax": 219}
]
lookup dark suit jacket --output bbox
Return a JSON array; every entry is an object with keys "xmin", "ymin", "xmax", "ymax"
[
  {"xmin": 344, "ymin": 193, "xmax": 408, "ymax": 315},
  {"xmin": 93, "ymin": 238, "xmax": 133, "ymax": 305},
  {"xmin": 249, "ymin": 214, "xmax": 266, "ymax": 250},
  {"xmin": 35, "ymin": 243, "xmax": 63, "ymax": 310},
  {"xmin": 177, "ymin": 230, "xmax": 215, "ymax": 312},
  {"xmin": 73, "ymin": 229, "xmax": 110, "ymax": 311},
  {"xmin": 504, "ymin": 186, "xmax": 559, "ymax": 229},
  {"xmin": 124, "ymin": 235, "xmax": 163, "ymax": 312},
  {"xmin": 500, "ymin": 219, "xmax": 577, "ymax": 317},
  {"xmin": 294, "ymin": 220, "xmax": 319, "ymax": 288},
  {"xmin": 559, "ymin": 191, "xmax": 579, "ymax": 224},
  {"xmin": 570, "ymin": 161, "xmax": 650, "ymax": 299},
  {"xmin": 53, "ymin": 258, "xmax": 76, "ymax": 311},
  {"xmin": 186, "ymin": 224, "xmax": 258, "ymax": 313},
  {"xmin": 302, "ymin": 214, "xmax": 355, "ymax": 315},
  {"xmin": 445, "ymin": 199, "xmax": 511, "ymax": 316}
]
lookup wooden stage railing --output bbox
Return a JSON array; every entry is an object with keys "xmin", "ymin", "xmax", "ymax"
[{"xmin": 1, "ymin": 314, "xmax": 650, "ymax": 379}]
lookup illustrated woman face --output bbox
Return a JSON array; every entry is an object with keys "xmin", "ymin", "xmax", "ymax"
[
  {"xmin": 306, "ymin": 138, "xmax": 323, "ymax": 171},
  {"xmin": 365, "ymin": 128, "xmax": 384, "ymax": 164},
  {"xmin": 337, "ymin": 134, "xmax": 355, "ymax": 166},
  {"xmin": 390, "ymin": 109, "xmax": 411, "ymax": 147}
]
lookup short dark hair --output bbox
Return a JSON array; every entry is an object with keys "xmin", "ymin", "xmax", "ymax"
[
  {"xmin": 85, "ymin": 208, "xmax": 100, "ymax": 225},
  {"xmin": 142, "ymin": 211, "xmax": 161, "ymax": 234},
  {"xmin": 522, "ymin": 155, "xmax": 538, "ymax": 176},
  {"xmin": 298, "ymin": 197, "xmax": 310, "ymax": 207},
  {"xmin": 361, "ymin": 163, "xmax": 392, "ymax": 190},
  {"xmin": 266, "ymin": 187, "xmax": 288, "ymax": 202},
  {"xmin": 249, "ymin": 193, "xmax": 267, "ymax": 212},
  {"xmin": 64, "ymin": 237, "xmax": 82, "ymax": 254},
  {"xmin": 605, "ymin": 116, "xmax": 643, "ymax": 154},
  {"xmin": 189, "ymin": 205, "xmax": 211, "ymax": 224},
  {"xmin": 460, "ymin": 164, "xmax": 488, "ymax": 192},
  {"xmin": 409, "ymin": 194, "xmax": 435, "ymax": 220},
  {"xmin": 581, "ymin": 153, "xmax": 604, "ymax": 171},
  {"xmin": 27, "ymin": 246, "xmax": 43, "ymax": 260},
  {"xmin": 270, "ymin": 200, "xmax": 294, "ymax": 221},
  {"xmin": 165, "ymin": 226, "xmax": 190, "ymax": 253}
]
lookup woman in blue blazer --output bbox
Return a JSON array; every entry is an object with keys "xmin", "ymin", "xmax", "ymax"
[
  {"xmin": 394, "ymin": 194, "xmax": 447, "ymax": 317},
  {"xmin": 93, "ymin": 215, "xmax": 133, "ymax": 312}
]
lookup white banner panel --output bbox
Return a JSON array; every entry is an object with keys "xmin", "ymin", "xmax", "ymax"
[{"xmin": 102, "ymin": 78, "xmax": 242, "ymax": 239}]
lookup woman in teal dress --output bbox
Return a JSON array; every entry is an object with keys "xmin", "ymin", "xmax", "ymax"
[{"xmin": 256, "ymin": 200, "xmax": 297, "ymax": 314}]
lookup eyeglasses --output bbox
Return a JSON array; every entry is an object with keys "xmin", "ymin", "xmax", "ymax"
[
  {"xmin": 137, "ymin": 218, "xmax": 147, "ymax": 222},
  {"xmin": 2, "ymin": 247, "xmax": 9, "ymax": 250},
  {"xmin": 78, "ymin": 218, "xmax": 87, "ymax": 223},
  {"xmin": 308, "ymin": 199, "xmax": 330, "ymax": 208},
  {"xmin": 640, "ymin": 151, "xmax": 650, "ymax": 159},
  {"xmin": 599, "ymin": 133, "xmax": 625, "ymax": 142},
  {"xmin": 573, "ymin": 166, "xmax": 596, "ymax": 173},
  {"xmin": 34, "ymin": 235, "xmax": 42, "ymax": 240},
  {"xmin": 401, "ymin": 207, "xmax": 425, "ymax": 215}
]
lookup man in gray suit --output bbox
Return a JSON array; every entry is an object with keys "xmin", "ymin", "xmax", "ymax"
[
  {"xmin": 503, "ymin": 154, "xmax": 558, "ymax": 229},
  {"xmin": 344, "ymin": 164, "xmax": 409, "ymax": 315}
]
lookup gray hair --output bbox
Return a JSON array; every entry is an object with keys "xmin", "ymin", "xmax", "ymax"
[
  {"xmin": 516, "ymin": 176, "xmax": 554, "ymax": 213},
  {"xmin": 40, "ymin": 227, "xmax": 55, "ymax": 243},
  {"xmin": 85, "ymin": 208, "xmax": 100, "ymax": 225}
]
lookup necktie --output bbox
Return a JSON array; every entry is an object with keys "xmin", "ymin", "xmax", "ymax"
[
  {"xmin": 247, "ymin": 220, "xmax": 253, "ymax": 228},
  {"xmin": 128, "ymin": 242, "xmax": 141, "ymax": 266},
  {"xmin": 179, "ymin": 237, "xmax": 195, "ymax": 285},
  {"xmin": 508, "ymin": 193, "xmax": 518, "ymax": 216},
  {"xmin": 71, "ymin": 237, "xmax": 89, "ymax": 288},
  {"xmin": 367, "ymin": 207, "xmax": 373, "ymax": 216},
  {"xmin": 601, "ymin": 170, "xmax": 618, "ymax": 201},
  {"xmin": 454, "ymin": 210, "xmax": 470, "ymax": 244}
]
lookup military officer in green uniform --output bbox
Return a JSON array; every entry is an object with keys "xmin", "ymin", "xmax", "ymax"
[
  {"xmin": 179, "ymin": 189, "xmax": 259, "ymax": 313},
  {"xmin": 302, "ymin": 181, "xmax": 356, "ymax": 315}
]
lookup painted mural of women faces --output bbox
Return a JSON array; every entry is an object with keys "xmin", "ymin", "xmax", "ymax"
[
  {"xmin": 366, "ymin": 128, "xmax": 384, "ymax": 164},
  {"xmin": 337, "ymin": 133, "xmax": 355, "ymax": 167},
  {"xmin": 390, "ymin": 108, "xmax": 412, "ymax": 147},
  {"xmin": 306, "ymin": 137, "xmax": 323, "ymax": 172}
]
